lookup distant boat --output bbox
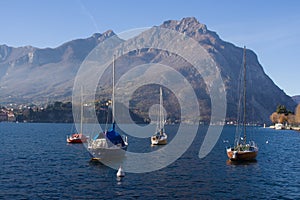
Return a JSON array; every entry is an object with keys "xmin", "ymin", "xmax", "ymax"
[
  {"xmin": 67, "ymin": 133, "xmax": 88, "ymax": 143},
  {"xmin": 274, "ymin": 123, "xmax": 284, "ymax": 130},
  {"xmin": 67, "ymin": 88, "xmax": 89, "ymax": 143},
  {"xmin": 88, "ymin": 55, "xmax": 128, "ymax": 159},
  {"xmin": 226, "ymin": 46, "xmax": 258, "ymax": 161},
  {"xmin": 151, "ymin": 87, "xmax": 168, "ymax": 145}
]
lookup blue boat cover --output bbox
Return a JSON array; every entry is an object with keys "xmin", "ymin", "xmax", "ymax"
[
  {"xmin": 95, "ymin": 123, "xmax": 125, "ymax": 147},
  {"xmin": 106, "ymin": 129, "xmax": 125, "ymax": 147}
]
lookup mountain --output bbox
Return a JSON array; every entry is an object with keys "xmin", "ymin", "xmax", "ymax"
[
  {"xmin": 0, "ymin": 30, "xmax": 115, "ymax": 103},
  {"xmin": 0, "ymin": 17, "xmax": 296, "ymax": 123},
  {"xmin": 162, "ymin": 17, "xmax": 296, "ymax": 123},
  {"xmin": 292, "ymin": 95, "xmax": 300, "ymax": 104}
]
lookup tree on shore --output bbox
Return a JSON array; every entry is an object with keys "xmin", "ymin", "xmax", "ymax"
[
  {"xmin": 276, "ymin": 105, "xmax": 288, "ymax": 114},
  {"xmin": 269, "ymin": 104, "xmax": 295, "ymax": 125},
  {"xmin": 287, "ymin": 113, "xmax": 296, "ymax": 126},
  {"xmin": 295, "ymin": 104, "xmax": 300, "ymax": 124},
  {"xmin": 270, "ymin": 112, "xmax": 279, "ymax": 124}
]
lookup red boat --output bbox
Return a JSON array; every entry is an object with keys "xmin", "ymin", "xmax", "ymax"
[
  {"xmin": 67, "ymin": 87, "xmax": 89, "ymax": 144},
  {"xmin": 67, "ymin": 133, "xmax": 88, "ymax": 143}
]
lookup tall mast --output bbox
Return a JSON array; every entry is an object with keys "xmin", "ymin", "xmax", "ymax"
[
  {"xmin": 159, "ymin": 87, "xmax": 163, "ymax": 129},
  {"xmin": 243, "ymin": 46, "xmax": 247, "ymax": 144},
  {"xmin": 112, "ymin": 55, "xmax": 115, "ymax": 124},
  {"xmin": 80, "ymin": 86, "xmax": 83, "ymax": 134}
]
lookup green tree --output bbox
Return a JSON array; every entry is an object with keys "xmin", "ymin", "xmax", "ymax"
[
  {"xmin": 276, "ymin": 105, "xmax": 288, "ymax": 114},
  {"xmin": 53, "ymin": 101, "xmax": 63, "ymax": 110}
]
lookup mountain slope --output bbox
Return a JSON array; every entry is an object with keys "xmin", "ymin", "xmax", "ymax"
[
  {"xmin": 160, "ymin": 17, "xmax": 296, "ymax": 123},
  {"xmin": 0, "ymin": 17, "xmax": 296, "ymax": 123},
  {"xmin": 292, "ymin": 95, "xmax": 300, "ymax": 104},
  {"xmin": 0, "ymin": 30, "xmax": 115, "ymax": 103}
]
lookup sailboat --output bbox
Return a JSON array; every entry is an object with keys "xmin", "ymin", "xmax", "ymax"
[
  {"xmin": 151, "ymin": 87, "xmax": 168, "ymax": 145},
  {"xmin": 226, "ymin": 46, "xmax": 258, "ymax": 161},
  {"xmin": 88, "ymin": 55, "xmax": 128, "ymax": 159},
  {"xmin": 67, "ymin": 88, "xmax": 89, "ymax": 143}
]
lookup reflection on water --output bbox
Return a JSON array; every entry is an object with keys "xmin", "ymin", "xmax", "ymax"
[
  {"xmin": 89, "ymin": 155, "xmax": 126, "ymax": 170},
  {"xmin": 226, "ymin": 159, "xmax": 258, "ymax": 166}
]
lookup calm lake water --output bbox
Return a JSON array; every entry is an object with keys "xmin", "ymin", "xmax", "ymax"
[{"xmin": 0, "ymin": 123, "xmax": 299, "ymax": 199}]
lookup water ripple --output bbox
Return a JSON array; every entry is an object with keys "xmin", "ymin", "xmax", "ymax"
[{"xmin": 0, "ymin": 123, "xmax": 299, "ymax": 199}]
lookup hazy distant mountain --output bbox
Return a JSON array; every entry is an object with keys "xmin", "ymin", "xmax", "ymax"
[
  {"xmin": 292, "ymin": 95, "xmax": 300, "ymax": 104},
  {"xmin": 0, "ymin": 30, "xmax": 115, "ymax": 103},
  {"xmin": 0, "ymin": 17, "xmax": 296, "ymax": 123}
]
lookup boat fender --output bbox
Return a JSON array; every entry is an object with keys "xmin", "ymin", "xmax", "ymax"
[
  {"xmin": 233, "ymin": 151, "xmax": 237, "ymax": 159},
  {"xmin": 117, "ymin": 166, "xmax": 125, "ymax": 177}
]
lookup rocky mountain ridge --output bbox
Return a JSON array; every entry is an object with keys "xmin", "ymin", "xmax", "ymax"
[
  {"xmin": 0, "ymin": 17, "xmax": 296, "ymax": 123},
  {"xmin": 0, "ymin": 30, "xmax": 115, "ymax": 103}
]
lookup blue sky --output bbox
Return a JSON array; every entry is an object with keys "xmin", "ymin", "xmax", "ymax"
[{"xmin": 0, "ymin": 0, "xmax": 299, "ymax": 96}]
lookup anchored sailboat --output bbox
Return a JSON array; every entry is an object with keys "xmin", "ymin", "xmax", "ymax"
[
  {"xmin": 88, "ymin": 55, "xmax": 128, "ymax": 159},
  {"xmin": 226, "ymin": 46, "xmax": 258, "ymax": 161},
  {"xmin": 67, "ymin": 88, "xmax": 88, "ymax": 143},
  {"xmin": 151, "ymin": 87, "xmax": 168, "ymax": 145}
]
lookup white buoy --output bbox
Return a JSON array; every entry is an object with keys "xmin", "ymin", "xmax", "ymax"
[
  {"xmin": 117, "ymin": 166, "xmax": 125, "ymax": 177},
  {"xmin": 266, "ymin": 140, "xmax": 269, "ymax": 144}
]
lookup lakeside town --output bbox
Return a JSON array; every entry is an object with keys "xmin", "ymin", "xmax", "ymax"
[
  {"xmin": 1, "ymin": 101, "xmax": 300, "ymax": 131},
  {"xmin": 0, "ymin": 100, "xmax": 146, "ymax": 124},
  {"xmin": 0, "ymin": 102, "xmax": 73, "ymax": 123}
]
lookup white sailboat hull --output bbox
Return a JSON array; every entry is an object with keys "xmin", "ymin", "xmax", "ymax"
[
  {"xmin": 89, "ymin": 147, "xmax": 127, "ymax": 159},
  {"xmin": 88, "ymin": 139, "xmax": 128, "ymax": 160}
]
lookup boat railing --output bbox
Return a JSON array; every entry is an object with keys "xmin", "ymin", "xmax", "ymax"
[
  {"xmin": 249, "ymin": 140, "xmax": 257, "ymax": 147},
  {"xmin": 88, "ymin": 138, "xmax": 108, "ymax": 149}
]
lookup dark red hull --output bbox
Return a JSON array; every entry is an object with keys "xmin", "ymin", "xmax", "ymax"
[{"xmin": 226, "ymin": 146, "xmax": 258, "ymax": 161}]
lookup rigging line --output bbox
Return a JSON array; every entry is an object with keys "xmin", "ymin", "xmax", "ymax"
[
  {"xmin": 235, "ymin": 51, "xmax": 244, "ymax": 146},
  {"xmin": 243, "ymin": 46, "xmax": 247, "ymax": 145},
  {"xmin": 80, "ymin": 86, "xmax": 83, "ymax": 134},
  {"xmin": 104, "ymin": 106, "xmax": 109, "ymax": 132},
  {"xmin": 112, "ymin": 55, "xmax": 115, "ymax": 124}
]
